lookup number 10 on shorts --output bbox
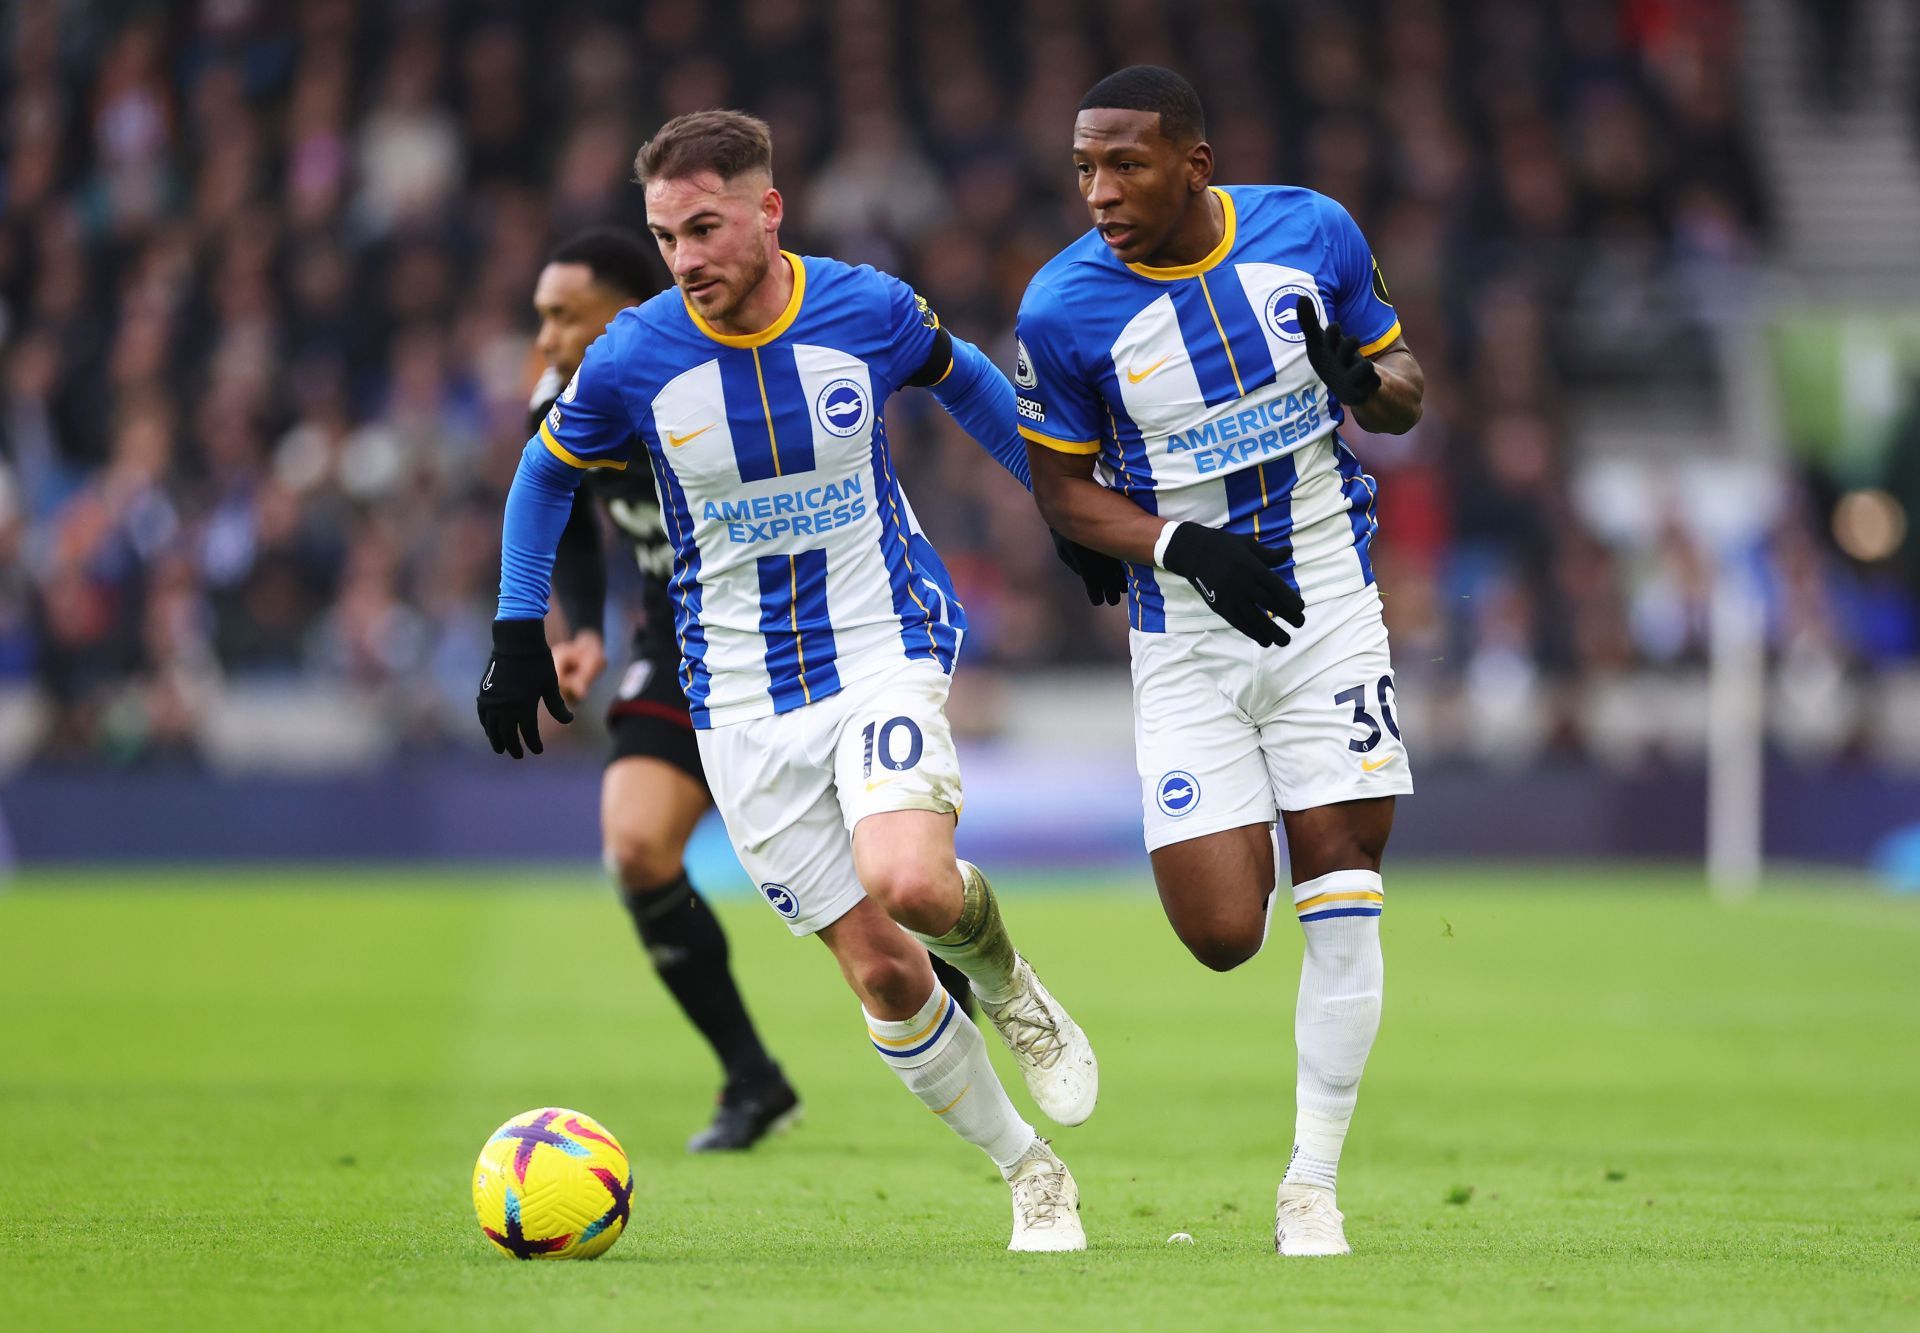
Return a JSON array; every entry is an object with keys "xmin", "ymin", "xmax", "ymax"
[{"xmin": 862, "ymin": 715, "xmax": 924, "ymax": 779}]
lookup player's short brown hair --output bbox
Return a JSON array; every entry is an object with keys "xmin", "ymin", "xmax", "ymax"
[{"xmin": 634, "ymin": 110, "xmax": 774, "ymax": 186}]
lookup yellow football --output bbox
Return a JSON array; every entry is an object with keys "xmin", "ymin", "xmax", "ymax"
[{"xmin": 472, "ymin": 1108, "xmax": 632, "ymax": 1260}]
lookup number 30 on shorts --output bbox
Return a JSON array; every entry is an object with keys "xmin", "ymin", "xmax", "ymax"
[
  {"xmin": 1334, "ymin": 676, "xmax": 1401, "ymax": 753},
  {"xmin": 861, "ymin": 715, "xmax": 924, "ymax": 779}
]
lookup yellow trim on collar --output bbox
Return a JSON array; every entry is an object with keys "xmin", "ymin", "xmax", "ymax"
[
  {"xmin": 1126, "ymin": 187, "xmax": 1237, "ymax": 281},
  {"xmin": 684, "ymin": 251, "xmax": 807, "ymax": 348},
  {"xmin": 1357, "ymin": 319, "xmax": 1403, "ymax": 358},
  {"xmin": 1018, "ymin": 423, "xmax": 1101, "ymax": 455}
]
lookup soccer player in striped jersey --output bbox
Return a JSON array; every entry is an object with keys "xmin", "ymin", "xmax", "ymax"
[
  {"xmin": 529, "ymin": 228, "xmax": 978, "ymax": 1152},
  {"xmin": 478, "ymin": 111, "xmax": 1097, "ymax": 1251},
  {"xmin": 1016, "ymin": 67, "xmax": 1427, "ymax": 1256},
  {"xmin": 527, "ymin": 229, "xmax": 802, "ymax": 1152}
]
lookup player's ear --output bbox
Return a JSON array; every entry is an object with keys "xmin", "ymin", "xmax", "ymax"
[
  {"xmin": 1186, "ymin": 139, "xmax": 1214, "ymax": 193},
  {"xmin": 761, "ymin": 184, "xmax": 784, "ymax": 234}
]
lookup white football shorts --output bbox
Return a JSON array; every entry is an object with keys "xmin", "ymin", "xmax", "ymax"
[
  {"xmin": 696, "ymin": 658, "xmax": 963, "ymax": 936},
  {"xmin": 1130, "ymin": 583, "xmax": 1412, "ymax": 853}
]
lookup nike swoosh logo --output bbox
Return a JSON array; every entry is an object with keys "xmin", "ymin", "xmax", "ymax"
[
  {"xmin": 865, "ymin": 777, "xmax": 894, "ymax": 793},
  {"xmin": 668, "ymin": 424, "xmax": 714, "ymax": 447},
  {"xmin": 1125, "ymin": 355, "xmax": 1172, "ymax": 384},
  {"xmin": 481, "ymin": 663, "xmax": 495, "ymax": 691},
  {"xmin": 1362, "ymin": 753, "xmax": 1396, "ymax": 773}
]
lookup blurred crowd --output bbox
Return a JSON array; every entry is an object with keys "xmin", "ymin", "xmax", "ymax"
[{"xmin": 0, "ymin": 0, "xmax": 1912, "ymax": 764}]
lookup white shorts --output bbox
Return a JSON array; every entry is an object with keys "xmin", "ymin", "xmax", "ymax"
[
  {"xmin": 1130, "ymin": 584, "xmax": 1412, "ymax": 853},
  {"xmin": 695, "ymin": 660, "xmax": 963, "ymax": 936}
]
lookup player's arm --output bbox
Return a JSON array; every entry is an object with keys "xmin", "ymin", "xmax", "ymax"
[
  {"xmin": 905, "ymin": 325, "xmax": 1031, "ymax": 488},
  {"xmin": 885, "ymin": 279, "xmax": 1029, "ymax": 487},
  {"xmin": 887, "ymin": 275, "xmax": 1124, "ymax": 604},
  {"xmin": 549, "ymin": 489, "xmax": 609, "ymax": 704},
  {"xmin": 1018, "ymin": 284, "xmax": 1302, "ymax": 645},
  {"xmin": 551, "ymin": 488, "xmax": 607, "ymax": 637},
  {"xmin": 1025, "ymin": 441, "xmax": 1301, "ymax": 644},
  {"xmin": 1297, "ymin": 312, "xmax": 1424, "ymax": 436},
  {"xmin": 482, "ymin": 330, "xmax": 634, "ymax": 758},
  {"xmin": 1026, "ymin": 441, "xmax": 1162, "ymax": 564},
  {"xmin": 1295, "ymin": 195, "xmax": 1424, "ymax": 436},
  {"xmin": 1348, "ymin": 333, "xmax": 1423, "ymax": 435}
]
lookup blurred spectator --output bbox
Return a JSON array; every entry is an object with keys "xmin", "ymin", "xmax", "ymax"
[{"xmin": 0, "ymin": 0, "xmax": 1860, "ymax": 766}]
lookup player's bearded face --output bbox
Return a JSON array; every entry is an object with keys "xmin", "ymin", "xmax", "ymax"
[
  {"xmin": 646, "ymin": 172, "xmax": 780, "ymax": 326},
  {"xmin": 1072, "ymin": 109, "xmax": 1201, "ymax": 266}
]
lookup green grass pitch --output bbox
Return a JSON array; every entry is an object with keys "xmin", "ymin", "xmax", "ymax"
[{"xmin": 2, "ymin": 865, "xmax": 1917, "ymax": 1331}]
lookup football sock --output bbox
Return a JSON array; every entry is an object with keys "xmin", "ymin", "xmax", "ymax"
[
  {"xmin": 1283, "ymin": 869, "xmax": 1385, "ymax": 1195},
  {"xmin": 865, "ymin": 982, "xmax": 1036, "ymax": 1172},
  {"xmin": 911, "ymin": 860, "xmax": 1020, "ymax": 1004},
  {"xmin": 623, "ymin": 871, "xmax": 780, "ymax": 1085},
  {"xmin": 929, "ymin": 953, "xmax": 977, "ymax": 1016}
]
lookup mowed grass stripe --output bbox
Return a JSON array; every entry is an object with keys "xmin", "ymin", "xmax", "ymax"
[{"xmin": 0, "ymin": 870, "xmax": 1915, "ymax": 1331}]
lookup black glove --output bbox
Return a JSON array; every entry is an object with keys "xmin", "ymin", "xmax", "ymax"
[
  {"xmin": 1296, "ymin": 297, "xmax": 1381, "ymax": 406},
  {"xmin": 477, "ymin": 619, "xmax": 574, "ymax": 758},
  {"xmin": 1051, "ymin": 530, "xmax": 1127, "ymax": 606},
  {"xmin": 1159, "ymin": 522, "xmax": 1306, "ymax": 647}
]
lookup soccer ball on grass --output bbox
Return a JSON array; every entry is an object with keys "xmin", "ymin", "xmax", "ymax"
[{"xmin": 472, "ymin": 1107, "xmax": 632, "ymax": 1260}]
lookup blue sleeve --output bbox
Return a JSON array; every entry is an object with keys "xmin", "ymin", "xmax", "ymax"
[
  {"xmin": 501, "ymin": 319, "xmax": 638, "ymax": 620},
  {"xmin": 1317, "ymin": 193, "xmax": 1400, "ymax": 355},
  {"xmin": 497, "ymin": 442, "xmax": 585, "ymax": 620},
  {"xmin": 1012, "ymin": 280, "xmax": 1103, "ymax": 456},
  {"xmin": 928, "ymin": 333, "xmax": 1030, "ymax": 491},
  {"xmin": 876, "ymin": 270, "xmax": 944, "ymax": 388},
  {"xmin": 536, "ymin": 321, "xmax": 639, "ymax": 470}
]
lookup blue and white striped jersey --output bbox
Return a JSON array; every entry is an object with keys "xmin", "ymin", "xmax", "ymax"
[
  {"xmin": 1015, "ymin": 185, "xmax": 1401, "ymax": 632},
  {"xmin": 536, "ymin": 253, "xmax": 964, "ymax": 728}
]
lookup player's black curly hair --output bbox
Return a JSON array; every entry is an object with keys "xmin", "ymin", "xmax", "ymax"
[
  {"xmin": 548, "ymin": 227, "xmax": 663, "ymax": 302},
  {"xmin": 1079, "ymin": 65, "xmax": 1206, "ymax": 145}
]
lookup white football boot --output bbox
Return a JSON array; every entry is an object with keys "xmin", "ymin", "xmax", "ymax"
[
  {"xmin": 978, "ymin": 955, "xmax": 1098, "ymax": 1126},
  {"xmin": 1005, "ymin": 1138, "xmax": 1085, "ymax": 1252},
  {"xmin": 1274, "ymin": 1183, "xmax": 1351, "ymax": 1256}
]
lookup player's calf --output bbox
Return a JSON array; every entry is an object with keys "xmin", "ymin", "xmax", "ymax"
[
  {"xmin": 829, "ymin": 917, "xmax": 941, "ymax": 1019},
  {"xmin": 1281, "ymin": 868, "xmax": 1385, "ymax": 1211},
  {"xmin": 849, "ymin": 812, "xmax": 1099, "ymax": 1126},
  {"xmin": 820, "ymin": 899, "xmax": 1070, "ymax": 1244},
  {"xmin": 616, "ymin": 871, "xmax": 796, "ymax": 1146}
]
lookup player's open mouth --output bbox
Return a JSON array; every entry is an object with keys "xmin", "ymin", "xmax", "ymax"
[
  {"xmin": 684, "ymin": 279, "xmax": 721, "ymax": 300},
  {"xmin": 1097, "ymin": 222, "xmax": 1135, "ymax": 247}
]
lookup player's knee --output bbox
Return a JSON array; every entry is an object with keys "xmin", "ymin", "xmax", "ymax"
[
  {"xmin": 859, "ymin": 857, "xmax": 959, "ymax": 933},
  {"xmin": 602, "ymin": 822, "xmax": 683, "ymax": 894},
  {"xmin": 848, "ymin": 948, "xmax": 928, "ymax": 1014},
  {"xmin": 1178, "ymin": 920, "xmax": 1263, "ymax": 973}
]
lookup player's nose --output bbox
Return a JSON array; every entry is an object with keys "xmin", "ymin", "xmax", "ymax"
[{"xmin": 1086, "ymin": 168, "xmax": 1125, "ymax": 209}]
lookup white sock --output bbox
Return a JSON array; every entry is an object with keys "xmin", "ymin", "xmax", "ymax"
[
  {"xmin": 865, "ymin": 983, "xmax": 1036, "ymax": 1172},
  {"xmin": 1283, "ymin": 869, "xmax": 1385, "ymax": 1195}
]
